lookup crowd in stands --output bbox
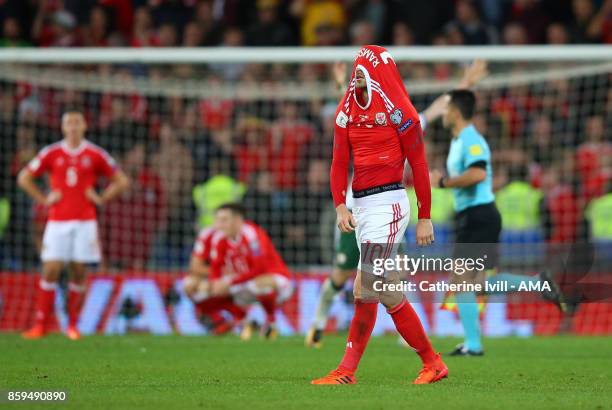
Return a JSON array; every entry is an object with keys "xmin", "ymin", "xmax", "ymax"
[{"xmin": 0, "ymin": 0, "xmax": 611, "ymax": 48}]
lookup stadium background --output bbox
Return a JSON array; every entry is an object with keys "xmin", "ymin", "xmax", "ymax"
[{"xmin": 0, "ymin": 0, "xmax": 611, "ymax": 337}]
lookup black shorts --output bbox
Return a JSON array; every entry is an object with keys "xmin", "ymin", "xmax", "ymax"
[{"xmin": 453, "ymin": 202, "xmax": 502, "ymax": 269}]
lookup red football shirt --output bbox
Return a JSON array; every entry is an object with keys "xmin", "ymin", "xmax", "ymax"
[
  {"xmin": 209, "ymin": 221, "xmax": 289, "ymax": 285},
  {"xmin": 27, "ymin": 140, "xmax": 118, "ymax": 221},
  {"xmin": 192, "ymin": 227, "xmax": 217, "ymax": 264},
  {"xmin": 330, "ymin": 45, "xmax": 431, "ymax": 218}
]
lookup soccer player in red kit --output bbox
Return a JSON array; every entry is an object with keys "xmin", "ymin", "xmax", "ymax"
[
  {"xmin": 183, "ymin": 226, "xmax": 248, "ymax": 334},
  {"xmin": 311, "ymin": 46, "xmax": 447, "ymax": 385},
  {"xmin": 208, "ymin": 203, "xmax": 293, "ymax": 339},
  {"xmin": 18, "ymin": 110, "xmax": 129, "ymax": 340}
]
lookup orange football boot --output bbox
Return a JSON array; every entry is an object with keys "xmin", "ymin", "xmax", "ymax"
[
  {"xmin": 66, "ymin": 326, "xmax": 81, "ymax": 340},
  {"xmin": 22, "ymin": 325, "xmax": 46, "ymax": 340},
  {"xmin": 311, "ymin": 369, "xmax": 356, "ymax": 385},
  {"xmin": 413, "ymin": 354, "xmax": 448, "ymax": 384}
]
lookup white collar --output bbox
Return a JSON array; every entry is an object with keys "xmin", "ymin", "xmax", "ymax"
[{"xmin": 61, "ymin": 140, "xmax": 88, "ymax": 156}]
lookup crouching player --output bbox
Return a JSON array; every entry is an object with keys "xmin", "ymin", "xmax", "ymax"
[
  {"xmin": 183, "ymin": 227, "xmax": 248, "ymax": 334},
  {"xmin": 208, "ymin": 203, "xmax": 293, "ymax": 340}
]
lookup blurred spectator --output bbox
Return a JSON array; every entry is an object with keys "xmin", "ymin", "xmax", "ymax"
[
  {"xmin": 151, "ymin": 122, "xmax": 195, "ymax": 265},
  {"xmin": 130, "ymin": 7, "xmax": 158, "ymax": 47},
  {"xmin": 350, "ymin": 20, "xmax": 376, "ymax": 45},
  {"xmin": 292, "ymin": 0, "xmax": 347, "ymax": 46},
  {"xmin": 508, "ymin": 0, "xmax": 549, "ymax": 44},
  {"xmin": 209, "ymin": 27, "xmax": 246, "ymax": 80},
  {"xmin": 503, "ymin": 21, "xmax": 529, "ymax": 44},
  {"xmin": 245, "ymin": 0, "xmax": 295, "ymax": 46},
  {"xmin": 234, "ymin": 116, "xmax": 268, "ymax": 183},
  {"xmin": 243, "ymin": 171, "xmax": 278, "ymax": 235},
  {"xmin": 101, "ymin": 142, "xmax": 166, "ymax": 271},
  {"xmin": 82, "ymin": 6, "xmax": 111, "ymax": 47},
  {"xmin": 182, "ymin": 21, "xmax": 204, "ymax": 47},
  {"xmin": 444, "ymin": 0, "xmax": 496, "ymax": 45},
  {"xmin": 391, "ymin": 0, "xmax": 455, "ymax": 44},
  {"xmin": 547, "ymin": 22, "xmax": 571, "ymax": 44},
  {"xmin": 531, "ymin": 114, "xmax": 554, "ymax": 167},
  {"xmin": 158, "ymin": 23, "xmax": 178, "ymax": 47},
  {"xmin": 570, "ymin": 0, "xmax": 607, "ymax": 43},
  {"xmin": 193, "ymin": 0, "xmax": 223, "ymax": 45},
  {"xmin": 0, "ymin": 17, "xmax": 30, "ymax": 47},
  {"xmin": 32, "ymin": 7, "xmax": 78, "ymax": 47},
  {"xmin": 575, "ymin": 114, "xmax": 612, "ymax": 202},
  {"xmin": 392, "ymin": 22, "xmax": 415, "ymax": 46},
  {"xmin": 268, "ymin": 102, "xmax": 314, "ymax": 190},
  {"xmin": 285, "ymin": 158, "xmax": 331, "ymax": 264},
  {"xmin": 350, "ymin": 0, "xmax": 387, "ymax": 42}
]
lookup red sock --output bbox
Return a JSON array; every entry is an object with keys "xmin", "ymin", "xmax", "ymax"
[
  {"xmin": 218, "ymin": 298, "xmax": 247, "ymax": 322},
  {"xmin": 194, "ymin": 296, "xmax": 226, "ymax": 324},
  {"xmin": 68, "ymin": 283, "xmax": 86, "ymax": 328},
  {"xmin": 33, "ymin": 280, "xmax": 57, "ymax": 329},
  {"xmin": 388, "ymin": 298, "xmax": 436, "ymax": 364},
  {"xmin": 338, "ymin": 300, "xmax": 378, "ymax": 373},
  {"xmin": 256, "ymin": 292, "xmax": 277, "ymax": 324}
]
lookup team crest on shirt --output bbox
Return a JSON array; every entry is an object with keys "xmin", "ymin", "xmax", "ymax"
[
  {"xmin": 336, "ymin": 111, "xmax": 349, "ymax": 128},
  {"xmin": 390, "ymin": 108, "xmax": 403, "ymax": 125},
  {"xmin": 375, "ymin": 112, "xmax": 387, "ymax": 126},
  {"xmin": 55, "ymin": 157, "xmax": 64, "ymax": 166},
  {"xmin": 81, "ymin": 155, "xmax": 92, "ymax": 168}
]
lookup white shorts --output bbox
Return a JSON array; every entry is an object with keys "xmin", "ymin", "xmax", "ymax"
[
  {"xmin": 41, "ymin": 220, "xmax": 101, "ymax": 263},
  {"xmin": 353, "ymin": 189, "xmax": 410, "ymax": 274}
]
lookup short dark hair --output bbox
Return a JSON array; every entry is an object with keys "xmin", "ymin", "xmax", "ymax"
[
  {"xmin": 63, "ymin": 106, "xmax": 83, "ymax": 115},
  {"xmin": 216, "ymin": 202, "xmax": 246, "ymax": 217},
  {"xmin": 448, "ymin": 89, "xmax": 476, "ymax": 120}
]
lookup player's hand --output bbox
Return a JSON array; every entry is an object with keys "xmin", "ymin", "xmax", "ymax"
[
  {"xmin": 44, "ymin": 190, "xmax": 62, "ymax": 206},
  {"xmin": 331, "ymin": 61, "xmax": 347, "ymax": 90},
  {"xmin": 85, "ymin": 188, "xmax": 104, "ymax": 206},
  {"xmin": 459, "ymin": 59, "xmax": 488, "ymax": 89},
  {"xmin": 210, "ymin": 279, "xmax": 230, "ymax": 296},
  {"xmin": 422, "ymin": 94, "xmax": 451, "ymax": 124},
  {"xmin": 430, "ymin": 169, "xmax": 444, "ymax": 188},
  {"xmin": 416, "ymin": 219, "xmax": 434, "ymax": 246},
  {"xmin": 336, "ymin": 204, "xmax": 357, "ymax": 233}
]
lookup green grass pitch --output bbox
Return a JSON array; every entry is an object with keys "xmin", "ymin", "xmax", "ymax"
[{"xmin": 1, "ymin": 334, "xmax": 611, "ymax": 409}]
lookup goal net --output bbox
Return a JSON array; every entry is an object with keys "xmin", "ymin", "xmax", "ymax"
[{"xmin": 0, "ymin": 46, "xmax": 610, "ymax": 335}]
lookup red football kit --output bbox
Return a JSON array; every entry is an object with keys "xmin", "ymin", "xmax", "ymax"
[
  {"xmin": 330, "ymin": 45, "xmax": 431, "ymax": 219},
  {"xmin": 27, "ymin": 140, "xmax": 118, "ymax": 221},
  {"xmin": 192, "ymin": 227, "xmax": 217, "ymax": 264},
  {"xmin": 209, "ymin": 221, "xmax": 290, "ymax": 285},
  {"xmin": 312, "ymin": 46, "xmax": 442, "ymax": 385}
]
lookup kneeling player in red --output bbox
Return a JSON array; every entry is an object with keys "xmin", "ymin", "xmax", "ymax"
[
  {"xmin": 183, "ymin": 227, "xmax": 247, "ymax": 334},
  {"xmin": 208, "ymin": 203, "xmax": 293, "ymax": 340},
  {"xmin": 311, "ymin": 46, "xmax": 447, "ymax": 385}
]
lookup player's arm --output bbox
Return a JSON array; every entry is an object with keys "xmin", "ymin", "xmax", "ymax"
[
  {"xmin": 330, "ymin": 112, "xmax": 357, "ymax": 233},
  {"xmin": 17, "ymin": 169, "xmax": 61, "ymax": 206},
  {"xmin": 432, "ymin": 164, "xmax": 486, "ymax": 189},
  {"xmin": 17, "ymin": 151, "xmax": 61, "ymax": 206},
  {"xmin": 189, "ymin": 256, "xmax": 209, "ymax": 277},
  {"xmin": 399, "ymin": 121, "xmax": 434, "ymax": 246},
  {"xmin": 86, "ymin": 170, "xmax": 130, "ymax": 206},
  {"xmin": 331, "ymin": 61, "xmax": 347, "ymax": 97},
  {"xmin": 431, "ymin": 136, "xmax": 488, "ymax": 189},
  {"xmin": 419, "ymin": 60, "xmax": 488, "ymax": 130}
]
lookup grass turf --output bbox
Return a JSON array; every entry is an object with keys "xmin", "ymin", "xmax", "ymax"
[{"xmin": 1, "ymin": 334, "xmax": 610, "ymax": 409}]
